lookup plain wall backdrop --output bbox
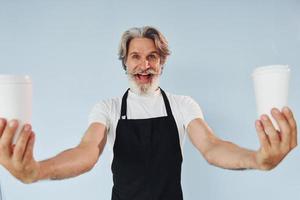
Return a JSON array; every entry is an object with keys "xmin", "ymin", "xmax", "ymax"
[{"xmin": 0, "ymin": 0, "xmax": 299, "ymax": 199}]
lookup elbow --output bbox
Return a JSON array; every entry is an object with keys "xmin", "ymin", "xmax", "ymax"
[
  {"xmin": 73, "ymin": 161, "xmax": 96, "ymax": 177},
  {"xmin": 201, "ymin": 141, "xmax": 221, "ymax": 167},
  {"xmin": 203, "ymin": 151, "xmax": 215, "ymax": 166},
  {"xmin": 20, "ymin": 179, "xmax": 36, "ymax": 184},
  {"xmin": 18, "ymin": 176, "xmax": 38, "ymax": 184},
  {"xmin": 201, "ymin": 139, "xmax": 220, "ymax": 166},
  {"xmin": 76, "ymin": 145, "xmax": 101, "ymax": 174},
  {"xmin": 88, "ymin": 160, "xmax": 98, "ymax": 171},
  {"xmin": 83, "ymin": 158, "xmax": 98, "ymax": 173}
]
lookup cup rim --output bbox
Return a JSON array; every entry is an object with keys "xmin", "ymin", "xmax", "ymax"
[
  {"xmin": 0, "ymin": 75, "xmax": 32, "ymax": 83},
  {"xmin": 252, "ymin": 65, "xmax": 290, "ymax": 77}
]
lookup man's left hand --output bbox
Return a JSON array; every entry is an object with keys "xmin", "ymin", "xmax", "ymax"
[{"xmin": 255, "ymin": 107, "xmax": 297, "ymax": 170}]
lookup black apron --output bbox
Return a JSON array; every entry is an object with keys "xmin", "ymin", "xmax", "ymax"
[{"xmin": 111, "ymin": 88, "xmax": 183, "ymax": 200}]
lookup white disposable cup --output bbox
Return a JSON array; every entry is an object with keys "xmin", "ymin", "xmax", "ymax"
[
  {"xmin": 252, "ymin": 65, "xmax": 290, "ymax": 130},
  {"xmin": 0, "ymin": 75, "xmax": 32, "ymax": 144}
]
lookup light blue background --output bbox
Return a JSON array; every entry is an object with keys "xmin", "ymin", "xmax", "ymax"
[{"xmin": 0, "ymin": 0, "xmax": 299, "ymax": 199}]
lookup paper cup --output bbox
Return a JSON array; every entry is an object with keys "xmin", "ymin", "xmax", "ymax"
[
  {"xmin": 0, "ymin": 75, "xmax": 32, "ymax": 144},
  {"xmin": 252, "ymin": 65, "xmax": 290, "ymax": 130}
]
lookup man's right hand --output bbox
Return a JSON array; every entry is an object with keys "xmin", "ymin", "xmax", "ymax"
[{"xmin": 0, "ymin": 118, "xmax": 40, "ymax": 184}]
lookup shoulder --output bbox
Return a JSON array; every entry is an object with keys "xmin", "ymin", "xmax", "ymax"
[
  {"xmin": 165, "ymin": 90, "xmax": 204, "ymax": 121},
  {"xmin": 91, "ymin": 96, "xmax": 121, "ymax": 111},
  {"xmin": 88, "ymin": 96, "xmax": 122, "ymax": 128},
  {"xmin": 88, "ymin": 96, "xmax": 122, "ymax": 121},
  {"xmin": 165, "ymin": 91, "xmax": 199, "ymax": 107}
]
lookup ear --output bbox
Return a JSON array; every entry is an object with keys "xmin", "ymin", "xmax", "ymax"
[
  {"xmin": 122, "ymin": 60, "xmax": 127, "ymax": 71},
  {"xmin": 160, "ymin": 64, "xmax": 164, "ymax": 75}
]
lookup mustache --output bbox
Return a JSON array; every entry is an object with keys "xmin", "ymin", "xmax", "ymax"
[{"xmin": 126, "ymin": 68, "xmax": 161, "ymax": 75}]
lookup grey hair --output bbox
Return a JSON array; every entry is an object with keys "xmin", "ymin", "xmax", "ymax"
[{"xmin": 118, "ymin": 26, "xmax": 171, "ymax": 70}]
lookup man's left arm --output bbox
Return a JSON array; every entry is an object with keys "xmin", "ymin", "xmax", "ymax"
[{"xmin": 187, "ymin": 107, "xmax": 297, "ymax": 170}]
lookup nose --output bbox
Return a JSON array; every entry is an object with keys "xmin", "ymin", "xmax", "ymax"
[{"xmin": 139, "ymin": 59, "xmax": 151, "ymax": 70}]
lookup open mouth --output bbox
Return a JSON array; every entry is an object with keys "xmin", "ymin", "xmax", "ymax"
[{"xmin": 134, "ymin": 74, "xmax": 153, "ymax": 83}]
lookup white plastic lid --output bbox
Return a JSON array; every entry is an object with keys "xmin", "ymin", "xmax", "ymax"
[
  {"xmin": 252, "ymin": 65, "xmax": 290, "ymax": 76},
  {"xmin": 0, "ymin": 75, "xmax": 32, "ymax": 84}
]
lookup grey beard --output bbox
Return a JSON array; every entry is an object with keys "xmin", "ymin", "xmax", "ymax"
[{"xmin": 127, "ymin": 74, "xmax": 160, "ymax": 95}]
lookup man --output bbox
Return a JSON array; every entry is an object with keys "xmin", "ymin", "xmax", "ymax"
[{"xmin": 0, "ymin": 26, "xmax": 298, "ymax": 200}]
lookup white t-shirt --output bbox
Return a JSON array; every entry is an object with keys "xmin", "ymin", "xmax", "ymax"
[{"xmin": 88, "ymin": 89, "xmax": 204, "ymax": 155}]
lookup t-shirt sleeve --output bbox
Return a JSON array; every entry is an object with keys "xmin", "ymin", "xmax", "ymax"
[
  {"xmin": 88, "ymin": 100, "xmax": 111, "ymax": 131},
  {"xmin": 180, "ymin": 96, "xmax": 204, "ymax": 128}
]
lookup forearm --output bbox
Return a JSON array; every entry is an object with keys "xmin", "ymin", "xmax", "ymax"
[
  {"xmin": 37, "ymin": 145, "xmax": 99, "ymax": 180},
  {"xmin": 204, "ymin": 139, "xmax": 258, "ymax": 170}
]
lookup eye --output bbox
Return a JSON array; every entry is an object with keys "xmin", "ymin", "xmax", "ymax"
[
  {"xmin": 131, "ymin": 54, "xmax": 140, "ymax": 59},
  {"xmin": 148, "ymin": 54, "xmax": 158, "ymax": 60}
]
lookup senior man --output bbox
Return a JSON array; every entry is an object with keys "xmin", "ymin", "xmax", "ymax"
[{"xmin": 0, "ymin": 26, "xmax": 297, "ymax": 200}]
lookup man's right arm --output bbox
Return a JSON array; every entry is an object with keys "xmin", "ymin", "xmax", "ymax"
[
  {"xmin": 38, "ymin": 122, "xmax": 107, "ymax": 181},
  {"xmin": 0, "ymin": 118, "xmax": 107, "ymax": 183}
]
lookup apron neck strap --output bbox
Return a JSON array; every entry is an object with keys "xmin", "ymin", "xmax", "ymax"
[
  {"xmin": 120, "ymin": 88, "xmax": 130, "ymax": 119},
  {"xmin": 160, "ymin": 88, "xmax": 173, "ymax": 117},
  {"xmin": 120, "ymin": 87, "xmax": 173, "ymax": 119}
]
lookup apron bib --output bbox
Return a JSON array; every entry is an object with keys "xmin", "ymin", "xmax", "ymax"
[{"xmin": 111, "ymin": 88, "xmax": 183, "ymax": 200}]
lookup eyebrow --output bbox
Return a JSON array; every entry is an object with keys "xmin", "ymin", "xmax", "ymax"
[{"xmin": 129, "ymin": 51, "xmax": 159, "ymax": 55}]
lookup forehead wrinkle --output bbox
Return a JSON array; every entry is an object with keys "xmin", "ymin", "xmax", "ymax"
[
  {"xmin": 128, "ymin": 38, "xmax": 157, "ymax": 55},
  {"xmin": 129, "ymin": 50, "xmax": 159, "ymax": 56}
]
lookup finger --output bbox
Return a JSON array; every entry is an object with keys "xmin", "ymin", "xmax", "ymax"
[
  {"xmin": 260, "ymin": 114, "xmax": 280, "ymax": 147},
  {"xmin": 282, "ymin": 107, "xmax": 298, "ymax": 148},
  {"xmin": 0, "ymin": 120, "xmax": 18, "ymax": 153},
  {"xmin": 11, "ymin": 144, "xmax": 16, "ymax": 153},
  {"xmin": 12, "ymin": 124, "xmax": 32, "ymax": 163},
  {"xmin": 23, "ymin": 131, "xmax": 35, "ymax": 164},
  {"xmin": 255, "ymin": 120, "xmax": 270, "ymax": 149},
  {"xmin": 271, "ymin": 108, "xmax": 291, "ymax": 146},
  {"xmin": 0, "ymin": 118, "xmax": 7, "ymax": 138}
]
